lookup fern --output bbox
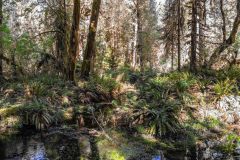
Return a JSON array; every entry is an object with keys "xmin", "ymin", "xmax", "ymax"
[{"xmin": 214, "ymin": 78, "xmax": 236, "ymax": 99}]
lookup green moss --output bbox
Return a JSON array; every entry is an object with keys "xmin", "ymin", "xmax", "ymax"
[
  {"xmin": 0, "ymin": 104, "xmax": 23, "ymax": 117},
  {"xmin": 216, "ymin": 133, "xmax": 240, "ymax": 154},
  {"xmin": 107, "ymin": 150, "xmax": 125, "ymax": 160}
]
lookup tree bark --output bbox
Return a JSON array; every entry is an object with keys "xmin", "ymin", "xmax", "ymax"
[
  {"xmin": 190, "ymin": 0, "xmax": 197, "ymax": 73},
  {"xmin": 208, "ymin": 0, "xmax": 240, "ymax": 67},
  {"xmin": 171, "ymin": 31, "xmax": 174, "ymax": 71},
  {"xmin": 0, "ymin": 0, "xmax": 3, "ymax": 77},
  {"xmin": 132, "ymin": 20, "xmax": 137, "ymax": 68},
  {"xmin": 220, "ymin": 0, "xmax": 226, "ymax": 42},
  {"xmin": 67, "ymin": 0, "xmax": 81, "ymax": 81},
  {"xmin": 81, "ymin": 0, "xmax": 101, "ymax": 79},
  {"xmin": 177, "ymin": 0, "xmax": 181, "ymax": 71},
  {"xmin": 56, "ymin": 0, "xmax": 67, "ymax": 74},
  {"xmin": 136, "ymin": 0, "xmax": 144, "ymax": 72},
  {"xmin": 199, "ymin": 0, "xmax": 207, "ymax": 66}
]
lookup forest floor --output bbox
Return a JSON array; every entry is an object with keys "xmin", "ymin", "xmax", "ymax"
[{"xmin": 1, "ymin": 67, "xmax": 240, "ymax": 159}]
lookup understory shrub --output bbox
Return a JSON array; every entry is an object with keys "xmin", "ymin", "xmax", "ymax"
[
  {"xmin": 0, "ymin": 100, "xmax": 62, "ymax": 130},
  {"xmin": 133, "ymin": 99, "xmax": 181, "ymax": 138},
  {"xmin": 19, "ymin": 101, "xmax": 53, "ymax": 130},
  {"xmin": 85, "ymin": 76, "xmax": 120, "ymax": 94},
  {"xmin": 214, "ymin": 78, "xmax": 237, "ymax": 99}
]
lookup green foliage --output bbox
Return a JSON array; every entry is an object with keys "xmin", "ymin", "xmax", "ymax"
[
  {"xmin": 0, "ymin": 101, "xmax": 53, "ymax": 130},
  {"xmin": 86, "ymin": 76, "xmax": 120, "ymax": 93},
  {"xmin": 31, "ymin": 107, "xmax": 52, "ymax": 130},
  {"xmin": 218, "ymin": 133, "xmax": 240, "ymax": 154},
  {"xmin": 187, "ymin": 117, "xmax": 223, "ymax": 132},
  {"xmin": 30, "ymin": 74, "xmax": 65, "ymax": 87},
  {"xmin": 225, "ymin": 66, "xmax": 240, "ymax": 81},
  {"xmin": 20, "ymin": 101, "xmax": 53, "ymax": 130},
  {"xmin": 169, "ymin": 72, "xmax": 197, "ymax": 92},
  {"xmin": 0, "ymin": 22, "xmax": 12, "ymax": 48},
  {"xmin": 22, "ymin": 74, "xmax": 65, "ymax": 98},
  {"xmin": 39, "ymin": 35, "xmax": 55, "ymax": 51},
  {"xmin": 198, "ymin": 78, "xmax": 211, "ymax": 93},
  {"xmin": 204, "ymin": 117, "xmax": 223, "ymax": 129},
  {"xmin": 138, "ymin": 72, "xmax": 198, "ymax": 105},
  {"xmin": 107, "ymin": 150, "xmax": 125, "ymax": 160},
  {"xmin": 134, "ymin": 99, "xmax": 181, "ymax": 138},
  {"xmin": 147, "ymin": 107, "xmax": 180, "ymax": 137},
  {"xmin": 15, "ymin": 33, "xmax": 35, "ymax": 56},
  {"xmin": 107, "ymin": 66, "xmax": 134, "ymax": 82},
  {"xmin": 131, "ymin": 72, "xmax": 198, "ymax": 138},
  {"xmin": 141, "ymin": 76, "xmax": 170, "ymax": 100},
  {"xmin": 214, "ymin": 78, "xmax": 236, "ymax": 98},
  {"xmin": 52, "ymin": 110, "xmax": 65, "ymax": 125},
  {"xmin": 0, "ymin": 104, "xmax": 22, "ymax": 118},
  {"xmin": 28, "ymin": 81, "xmax": 47, "ymax": 97}
]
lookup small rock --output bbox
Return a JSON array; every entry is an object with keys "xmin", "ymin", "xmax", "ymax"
[
  {"xmin": 202, "ymin": 148, "xmax": 211, "ymax": 159},
  {"xmin": 212, "ymin": 152, "xmax": 224, "ymax": 159}
]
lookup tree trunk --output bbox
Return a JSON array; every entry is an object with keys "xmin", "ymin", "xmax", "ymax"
[
  {"xmin": 136, "ymin": 0, "xmax": 144, "ymax": 72},
  {"xmin": 190, "ymin": 0, "xmax": 197, "ymax": 73},
  {"xmin": 171, "ymin": 33, "xmax": 174, "ymax": 71},
  {"xmin": 0, "ymin": 0, "xmax": 3, "ymax": 77},
  {"xmin": 11, "ymin": 52, "xmax": 17, "ymax": 79},
  {"xmin": 208, "ymin": 0, "xmax": 240, "ymax": 67},
  {"xmin": 177, "ymin": 0, "xmax": 181, "ymax": 71},
  {"xmin": 67, "ymin": 0, "xmax": 81, "ymax": 81},
  {"xmin": 199, "ymin": 0, "xmax": 207, "ymax": 67},
  {"xmin": 220, "ymin": 0, "xmax": 226, "ymax": 42},
  {"xmin": 132, "ymin": 21, "xmax": 137, "ymax": 68},
  {"xmin": 124, "ymin": 42, "xmax": 130, "ymax": 66},
  {"xmin": 56, "ymin": 0, "xmax": 67, "ymax": 74},
  {"xmin": 81, "ymin": 0, "xmax": 101, "ymax": 79}
]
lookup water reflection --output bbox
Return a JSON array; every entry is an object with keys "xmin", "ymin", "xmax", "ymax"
[
  {"xmin": 0, "ymin": 132, "xmax": 83, "ymax": 160},
  {"xmin": 1, "ymin": 131, "xmax": 235, "ymax": 160},
  {"xmin": 0, "ymin": 134, "xmax": 48, "ymax": 160},
  {"xmin": 0, "ymin": 132, "xmax": 166, "ymax": 160}
]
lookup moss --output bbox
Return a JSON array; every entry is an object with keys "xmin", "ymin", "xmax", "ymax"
[
  {"xmin": 0, "ymin": 104, "xmax": 23, "ymax": 118},
  {"xmin": 216, "ymin": 133, "xmax": 240, "ymax": 154},
  {"xmin": 63, "ymin": 107, "xmax": 74, "ymax": 121},
  {"xmin": 96, "ymin": 130, "xmax": 161, "ymax": 159},
  {"xmin": 106, "ymin": 150, "xmax": 125, "ymax": 160},
  {"xmin": 0, "ymin": 116, "xmax": 21, "ymax": 129}
]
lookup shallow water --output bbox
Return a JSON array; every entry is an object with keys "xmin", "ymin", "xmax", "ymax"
[
  {"xmin": 0, "ymin": 134, "xmax": 47, "ymax": 160},
  {"xmin": 0, "ymin": 131, "xmax": 86, "ymax": 160},
  {"xmin": 1, "ymin": 131, "xmax": 236, "ymax": 160},
  {"xmin": 0, "ymin": 131, "xmax": 164, "ymax": 160}
]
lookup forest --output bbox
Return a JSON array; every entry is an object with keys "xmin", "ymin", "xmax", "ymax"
[{"xmin": 1, "ymin": 0, "xmax": 240, "ymax": 159}]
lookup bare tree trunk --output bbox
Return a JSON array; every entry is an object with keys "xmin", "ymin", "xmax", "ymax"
[
  {"xmin": 67, "ymin": 0, "xmax": 81, "ymax": 81},
  {"xmin": 208, "ymin": 0, "xmax": 240, "ymax": 67},
  {"xmin": 220, "ymin": 0, "xmax": 226, "ymax": 42},
  {"xmin": 0, "ymin": 0, "xmax": 3, "ymax": 77},
  {"xmin": 136, "ymin": 0, "xmax": 144, "ymax": 72},
  {"xmin": 171, "ymin": 33, "xmax": 174, "ymax": 71},
  {"xmin": 199, "ymin": 0, "xmax": 207, "ymax": 67},
  {"xmin": 125, "ymin": 42, "xmax": 130, "ymax": 66},
  {"xmin": 177, "ymin": 0, "xmax": 181, "ymax": 71},
  {"xmin": 190, "ymin": 0, "xmax": 197, "ymax": 73},
  {"xmin": 81, "ymin": 0, "xmax": 101, "ymax": 79},
  {"xmin": 133, "ymin": 22, "xmax": 137, "ymax": 68}
]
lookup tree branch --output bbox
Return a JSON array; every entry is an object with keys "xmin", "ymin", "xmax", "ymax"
[{"xmin": 208, "ymin": 0, "xmax": 240, "ymax": 68}]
